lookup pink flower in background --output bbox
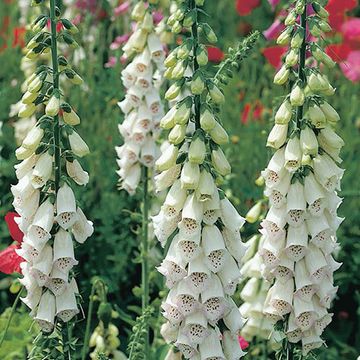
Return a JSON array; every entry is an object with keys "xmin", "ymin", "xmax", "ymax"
[
  {"xmin": 238, "ymin": 336, "xmax": 249, "ymax": 350},
  {"xmin": 268, "ymin": 0, "xmax": 281, "ymax": 10},
  {"xmin": 263, "ymin": 18, "xmax": 285, "ymax": 40},
  {"xmin": 105, "ymin": 56, "xmax": 117, "ymax": 68},
  {"xmin": 114, "ymin": 1, "xmax": 130, "ymax": 17},
  {"xmin": 341, "ymin": 18, "xmax": 360, "ymax": 49},
  {"xmin": 152, "ymin": 11, "xmax": 164, "ymax": 25},
  {"xmin": 340, "ymin": 51, "xmax": 360, "ymax": 82},
  {"xmin": 110, "ymin": 34, "xmax": 130, "ymax": 50}
]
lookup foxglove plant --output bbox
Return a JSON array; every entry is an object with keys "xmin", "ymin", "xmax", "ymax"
[
  {"xmin": 12, "ymin": 0, "xmax": 93, "ymax": 350},
  {"xmin": 116, "ymin": 1, "xmax": 166, "ymax": 195},
  {"xmin": 154, "ymin": 1, "xmax": 259, "ymax": 358},
  {"xmin": 259, "ymin": 0, "xmax": 344, "ymax": 355}
]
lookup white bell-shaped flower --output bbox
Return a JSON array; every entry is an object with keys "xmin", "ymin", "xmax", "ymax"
[
  {"xmin": 163, "ymin": 179, "xmax": 187, "ymax": 219},
  {"xmin": 222, "ymin": 228, "xmax": 246, "ymax": 264},
  {"xmin": 66, "ymin": 159, "xmax": 89, "ymax": 186},
  {"xmin": 175, "ymin": 332, "xmax": 198, "ymax": 359},
  {"xmin": 155, "ymin": 165, "xmax": 181, "ymax": 192},
  {"xmin": 47, "ymin": 266, "xmax": 69, "ymax": 296},
  {"xmin": 31, "ymin": 152, "xmax": 53, "ymax": 189},
  {"xmin": 294, "ymin": 259, "xmax": 317, "ymax": 302},
  {"xmin": 55, "ymin": 284, "xmax": 79, "ymax": 322},
  {"xmin": 286, "ymin": 182, "xmax": 307, "ymax": 227},
  {"xmin": 301, "ymin": 329, "xmax": 324, "ymax": 355},
  {"xmin": 217, "ymin": 255, "xmax": 241, "ymax": 295},
  {"xmin": 268, "ymin": 278, "xmax": 294, "ymax": 316},
  {"xmin": 31, "ymin": 244, "xmax": 53, "ymax": 286},
  {"xmin": 161, "ymin": 321, "xmax": 179, "ymax": 344},
  {"xmin": 180, "ymin": 161, "xmax": 200, "ymax": 190},
  {"xmin": 162, "ymin": 287, "xmax": 183, "ymax": 324},
  {"xmin": 21, "ymin": 285, "xmax": 42, "ymax": 311},
  {"xmin": 35, "ymin": 291, "xmax": 56, "ymax": 333},
  {"xmin": 223, "ymin": 299, "xmax": 244, "ymax": 334},
  {"xmin": 265, "ymin": 171, "xmax": 291, "ymax": 208},
  {"xmin": 11, "ymin": 173, "xmax": 36, "ymax": 203},
  {"xmin": 284, "ymin": 136, "xmax": 302, "ymax": 172},
  {"xmin": 201, "ymin": 225, "xmax": 226, "ymax": 273},
  {"xmin": 175, "ymin": 279, "xmax": 199, "ymax": 316},
  {"xmin": 28, "ymin": 199, "xmax": 54, "ymax": 251},
  {"xmin": 220, "ymin": 197, "xmax": 245, "ymax": 233},
  {"xmin": 182, "ymin": 311, "xmax": 209, "ymax": 344},
  {"xmin": 201, "ymin": 274, "xmax": 226, "ymax": 321},
  {"xmin": 261, "ymin": 205, "xmax": 287, "ymax": 241},
  {"xmin": 285, "ymin": 223, "xmax": 308, "ymax": 261},
  {"xmin": 69, "ymin": 131, "xmax": 90, "ymax": 157},
  {"xmin": 72, "ymin": 207, "xmax": 94, "ymax": 243},
  {"xmin": 202, "ymin": 189, "xmax": 220, "ymax": 225},
  {"xmin": 259, "ymin": 235, "xmax": 285, "ymax": 269},
  {"xmin": 15, "ymin": 154, "xmax": 38, "ymax": 179},
  {"xmin": 286, "ymin": 312, "xmax": 302, "ymax": 343},
  {"xmin": 199, "ymin": 328, "xmax": 225, "ymax": 359},
  {"xmin": 272, "ymin": 254, "xmax": 294, "ymax": 283},
  {"xmin": 305, "ymin": 244, "xmax": 329, "ymax": 283},
  {"xmin": 186, "ymin": 254, "xmax": 211, "ymax": 294},
  {"xmin": 261, "ymin": 148, "xmax": 286, "ymax": 188},
  {"xmin": 196, "ymin": 171, "xmax": 215, "ymax": 202},
  {"xmin": 53, "ymin": 229, "xmax": 78, "ymax": 273},
  {"xmin": 316, "ymin": 276, "xmax": 338, "ymax": 308},
  {"xmin": 293, "ymin": 296, "xmax": 316, "ymax": 331},
  {"xmin": 304, "ymin": 173, "xmax": 326, "ymax": 216},
  {"xmin": 56, "ymin": 183, "xmax": 78, "ymax": 229},
  {"xmin": 223, "ymin": 330, "xmax": 247, "ymax": 360}
]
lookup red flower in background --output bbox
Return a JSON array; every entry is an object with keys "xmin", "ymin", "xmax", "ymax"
[
  {"xmin": 12, "ymin": 26, "xmax": 26, "ymax": 48},
  {"xmin": 0, "ymin": 212, "xmax": 24, "ymax": 275},
  {"xmin": 208, "ymin": 46, "xmax": 224, "ymax": 63},
  {"xmin": 262, "ymin": 45, "xmax": 287, "ymax": 68},
  {"xmin": 241, "ymin": 101, "xmax": 264, "ymax": 124},
  {"xmin": 236, "ymin": 0, "xmax": 260, "ymax": 16},
  {"xmin": 238, "ymin": 336, "xmax": 249, "ymax": 350},
  {"xmin": 325, "ymin": 0, "xmax": 357, "ymax": 31}
]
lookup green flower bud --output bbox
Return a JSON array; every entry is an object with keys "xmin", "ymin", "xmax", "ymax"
[
  {"xmin": 277, "ymin": 27, "xmax": 293, "ymax": 45},
  {"xmin": 171, "ymin": 60, "xmax": 187, "ymax": 80},
  {"xmin": 200, "ymin": 23, "xmax": 218, "ymax": 44},
  {"xmin": 165, "ymin": 80, "xmax": 183, "ymax": 100},
  {"xmin": 312, "ymin": 3, "xmax": 329, "ymax": 19},
  {"xmin": 160, "ymin": 107, "xmax": 177, "ymax": 129},
  {"xmin": 211, "ymin": 148, "xmax": 231, "ymax": 176},
  {"xmin": 284, "ymin": 10, "xmax": 297, "ymax": 26},
  {"xmin": 200, "ymin": 108, "xmax": 216, "ymax": 131},
  {"xmin": 274, "ymin": 65, "xmax": 290, "ymax": 85},
  {"xmin": 266, "ymin": 124, "xmax": 288, "ymax": 149},
  {"xmin": 191, "ymin": 71, "xmax": 205, "ymax": 95},
  {"xmin": 275, "ymin": 100, "xmax": 293, "ymax": 124},
  {"xmin": 291, "ymin": 28, "xmax": 304, "ymax": 49},
  {"xmin": 189, "ymin": 137, "xmax": 206, "ymax": 164},
  {"xmin": 97, "ymin": 303, "xmax": 112, "ymax": 329},
  {"xmin": 300, "ymin": 126, "xmax": 318, "ymax": 155},
  {"xmin": 290, "ymin": 85, "xmax": 305, "ymax": 107},
  {"xmin": 196, "ymin": 45, "xmax": 208, "ymax": 66},
  {"xmin": 207, "ymin": 82, "xmax": 225, "ymax": 104},
  {"xmin": 45, "ymin": 93, "xmax": 60, "ymax": 116},
  {"xmin": 174, "ymin": 98, "xmax": 192, "ymax": 125},
  {"xmin": 131, "ymin": 1, "xmax": 146, "ymax": 21},
  {"xmin": 164, "ymin": 50, "xmax": 178, "ymax": 68},
  {"xmin": 209, "ymin": 122, "xmax": 229, "ymax": 145},
  {"xmin": 168, "ymin": 124, "xmax": 186, "ymax": 144},
  {"xmin": 246, "ymin": 202, "xmax": 262, "ymax": 223},
  {"xmin": 285, "ymin": 49, "xmax": 298, "ymax": 66},
  {"xmin": 320, "ymin": 102, "xmax": 340, "ymax": 124},
  {"xmin": 183, "ymin": 9, "xmax": 196, "ymax": 28}
]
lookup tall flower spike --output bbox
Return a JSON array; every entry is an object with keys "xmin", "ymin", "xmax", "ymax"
[
  {"xmin": 259, "ymin": 0, "xmax": 344, "ymax": 355},
  {"xmin": 154, "ymin": 1, "xmax": 250, "ymax": 358},
  {"xmin": 13, "ymin": 0, "xmax": 93, "ymax": 338},
  {"xmin": 116, "ymin": 1, "xmax": 167, "ymax": 195}
]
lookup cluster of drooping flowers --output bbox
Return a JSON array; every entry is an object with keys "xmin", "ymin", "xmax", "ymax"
[
  {"xmin": 116, "ymin": 1, "xmax": 166, "ymax": 195},
  {"xmin": 238, "ymin": 202, "xmax": 279, "ymax": 351},
  {"xmin": 12, "ymin": 0, "xmax": 93, "ymax": 333},
  {"xmin": 259, "ymin": 0, "xmax": 344, "ymax": 355},
  {"xmin": 155, "ymin": 1, "xmax": 248, "ymax": 358}
]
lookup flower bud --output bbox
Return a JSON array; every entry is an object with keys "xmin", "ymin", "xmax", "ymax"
[
  {"xmin": 266, "ymin": 124, "xmax": 288, "ymax": 149},
  {"xmin": 196, "ymin": 45, "xmax": 208, "ymax": 66},
  {"xmin": 274, "ymin": 65, "xmax": 290, "ymax": 85},
  {"xmin": 291, "ymin": 28, "xmax": 304, "ymax": 48},
  {"xmin": 69, "ymin": 131, "xmax": 90, "ymax": 157},
  {"xmin": 200, "ymin": 108, "xmax": 216, "ymax": 131},
  {"xmin": 131, "ymin": 1, "xmax": 146, "ymax": 21},
  {"xmin": 312, "ymin": 46, "xmax": 335, "ymax": 68},
  {"xmin": 211, "ymin": 148, "xmax": 231, "ymax": 176},
  {"xmin": 277, "ymin": 27, "xmax": 292, "ymax": 45},
  {"xmin": 141, "ymin": 12, "xmax": 153, "ymax": 32},
  {"xmin": 63, "ymin": 108, "xmax": 80, "ymax": 126},
  {"xmin": 189, "ymin": 137, "xmax": 206, "ymax": 164},
  {"xmin": 300, "ymin": 126, "xmax": 318, "ymax": 155},
  {"xmin": 45, "ymin": 94, "xmax": 60, "ymax": 116},
  {"xmin": 168, "ymin": 124, "xmax": 186, "ymax": 145},
  {"xmin": 181, "ymin": 161, "xmax": 200, "ymax": 189},
  {"xmin": 308, "ymin": 73, "xmax": 322, "ymax": 92},
  {"xmin": 320, "ymin": 102, "xmax": 340, "ymax": 124},
  {"xmin": 18, "ymin": 103, "xmax": 36, "ymax": 118},
  {"xmin": 191, "ymin": 72, "xmax": 205, "ymax": 95},
  {"xmin": 160, "ymin": 107, "xmax": 177, "ymax": 129},
  {"xmin": 22, "ymin": 125, "xmax": 44, "ymax": 150},
  {"xmin": 22, "ymin": 90, "xmax": 38, "ymax": 104},
  {"xmin": 165, "ymin": 50, "xmax": 178, "ymax": 68},
  {"xmin": 290, "ymin": 85, "xmax": 305, "ymax": 106},
  {"xmin": 171, "ymin": 61, "xmax": 186, "ymax": 80},
  {"xmin": 275, "ymin": 100, "xmax": 293, "ymax": 124},
  {"xmin": 156, "ymin": 144, "xmax": 178, "ymax": 171},
  {"xmin": 308, "ymin": 104, "xmax": 326, "ymax": 128},
  {"xmin": 209, "ymin": 122, "xmax": 229, "ymax": 145},
  {"xmin": 285, "ymin": 10, "xmax": 297, "ymax": 26},
  {"xmin": 246, "ymin": 202, "xmax": 262, "ymax": 223},
  {"xmin": 285, "ymin": 49, "xmax": 298, "ymax": 66},
  {"xmin": 165, "ymin": 81, "xmax": 182, "ymax": 100},
  {"xmin": 200, "ymin": 23, "xmax": 217, "ymax": 43},
  {"xmin": 312, "ymin": 3, "xmax": 329, "ymax": 19},
  {"xmin": 208, "ymin": 83, "xmax": 225, "ymax": 104},
  {"xmin": 174, "ymin": 99, "xmax": 192, "ymax": 125}
]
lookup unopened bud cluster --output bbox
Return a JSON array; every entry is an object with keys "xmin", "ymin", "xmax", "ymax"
[
  {"xmin": 260, "ymin": 0, "xmax": 344, "ymax": 355},
  {"xmin": 156, "ymin": 1, "xmax": 247, "ymax": 358},
  {"xmin": 13, "ymin": 2, "xmax": 93, "ymax": 333},
  {"xmin": 116, "ymin": 1, "xmax": 166, "ymax": 194}
]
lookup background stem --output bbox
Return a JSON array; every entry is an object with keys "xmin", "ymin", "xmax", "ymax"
[{"xmin": 141, "ymin": 166, "xmax": 150, "ymax": 356}]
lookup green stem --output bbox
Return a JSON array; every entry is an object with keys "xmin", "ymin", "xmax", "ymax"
[
  {"xmin": 50, "ymin": 0, "xmax": 61, "ymax": 192},
  {"xmin": 0, "ymin": 287, "xmax": 23, "ymax": 347},
  {"xmin": 191, "ymin": 0, "xmax": 201, "ymax": 130},
  {"xmin": 81, "ymin": 281, "xmax": 97, "ymax": 360},
  {"xmin": 296, "ymin": 7, "xmax": 307, "ymax": 127},
  {"xmin": 141, "ymin": 166, "xmax": 150, "ymax": 356}
]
